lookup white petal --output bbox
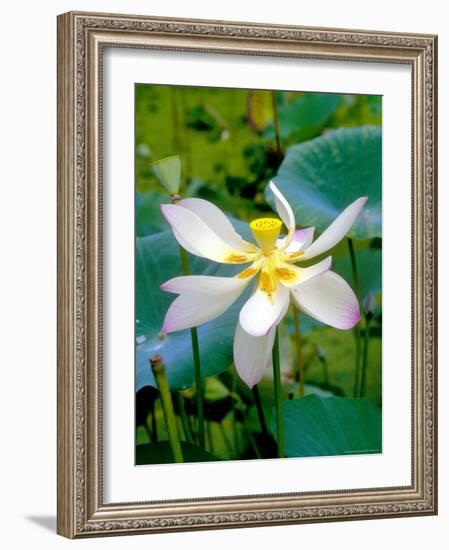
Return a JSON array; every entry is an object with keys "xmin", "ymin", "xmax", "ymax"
[
  {"xmin": 239, "ymin": 283, "xmax": 290, "ymax": 337},
  {"xmin": 233, "ymin": 323, "xmax": 276, "ymax": 389},
  {"xmin": 277, "ymin": 256, "xmax": 332, "ymax": 288},
  {"xmin": 300, "ymin": 197, "xmax": 368, "ymax": 260},
  {"xmin": 161, "ymin": 204, "xmax": 255, "ymax": 264},
  {"xmin": 269, "ymin": 181, "xmax": 296, "ymax": 246},
  {"xmin": 291, "ymin": 271, "xmax": 361, "ymax": 329},
  {"xmin": 179, "ymin": 198, "xmax": 252, "ymax": 252},
  {"xmin": 162, "ymin": 276, "xmax": 249, "ymax": 333},
  {"xmin": 280, "ymin": 227, "xmax": 315, "ymax": 253},
  {"xmin": 172, "ymin": 229, "xmax": 200, "ymax": 257},
  {"xmin": 161, "ymin": 275, "xmax": 247, "ymax": 295}
]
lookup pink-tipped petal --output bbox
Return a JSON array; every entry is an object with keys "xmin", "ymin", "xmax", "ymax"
[
  {"xmin": 277, "ymin": 227, "xmax": 315, "ymax": 253},
  {"xmin": 172, "ymin": 228, "xmax": 201, "ymax": 257},
  {"xmin": 291, "ymin": 271, "xmax": 361, "ymax": 329},
  {"xmin": 161, "ymin": 275, "xmax": 246, "ymax": 295},
  {"xmin": 269, "ymin": 181, "xmax": 296, "ymax": 247},
  {"xmin": 239, "ymin": 283, "xmax": 290, "ymax": 337},
  {"xmin": 161, "ymin": 275, "xmax": 249, "ymax": 332},
  {"xmin": 286, "ymin": 227, "xmax": 315, "ymax": 252},
  {"xmin": 233, "ymin": 323, "xmax": 276, "ymax": 389},
  {"xmin": 300, "ymin": 197, "xmax": 368, "ymax": 261},
  {"xmin": 162, "ymin": 293, "xmax": 235, "ymax": 333},
  {"xmin": 278, "ymin": 256, "xmax": 332, "ymax": 288},
  {"xmin": 161, "ymin": 204, "xmax": 255, "ymax": 264},
  {"xmin": 179, "ymin": 198, "xmax": 252, "ymax": 252}
]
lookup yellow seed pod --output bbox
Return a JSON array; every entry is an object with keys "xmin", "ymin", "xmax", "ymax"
[
  {"xmin": 152, "ymin": 155, "xmax": 181, "ymax": 195},
  {"xmin": 250, "ymin": 217, "xmax": 282, "ymax": 254}
]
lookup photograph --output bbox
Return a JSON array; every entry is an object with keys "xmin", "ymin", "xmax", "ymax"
[
  {"xmin": 54, "ymin": 8, "xmax": 437, "ymax": 539},
  {"xmin": 134, "ymin": 84, "xmax": 383, "ymax": 465}
]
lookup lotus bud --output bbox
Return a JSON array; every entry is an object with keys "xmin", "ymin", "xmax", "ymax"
[{"xmin": 152, "ymin": 155, "xmax": 181, "ymax": 196}]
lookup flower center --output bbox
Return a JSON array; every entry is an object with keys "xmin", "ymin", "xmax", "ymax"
[{"xmin": 250, "ymin": 217, "xmax": 282, "ymax": 254}]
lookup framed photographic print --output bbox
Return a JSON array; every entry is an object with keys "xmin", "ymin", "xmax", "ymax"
[{"xmin": 57, "ymin": 11, "xmax": 438, "ymax": 538}]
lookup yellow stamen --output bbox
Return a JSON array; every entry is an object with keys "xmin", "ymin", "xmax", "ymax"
[
  {"xmin": 237, "ymin": 266, "xmax": 257, "ymax": 279},
  {"xmin": 276, "ymin": 266, "xmax": 297, "ymax": 281},
  {"xmin": 259, "ymin": 269, "xmax": 277, "ymax": 294},
  {"xmin": 284, "ymin": 250, "xmax": 305, "ymax": 262},
  {"xmin": 250, "ymin": 217, "xmax": 282, "ymax": 254},
  {"xmin": 225, "ymin": 253, "xmax": 250, "ymax": 263}
]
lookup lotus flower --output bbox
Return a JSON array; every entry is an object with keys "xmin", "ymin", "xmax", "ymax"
[{"xmin": 160, "ymin": 182, "xmax": 366, "ymax": 388}]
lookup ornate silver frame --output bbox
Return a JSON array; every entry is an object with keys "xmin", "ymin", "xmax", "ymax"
[{"xmin": 57, "ymin": 11, "xmax": 438, "ymax": 538}]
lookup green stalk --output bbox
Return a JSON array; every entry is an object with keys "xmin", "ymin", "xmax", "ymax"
[
  {"xmin": 179, "ymin": 245, "xmax": 190, "ymax": 274},
  {"xmin": 293, "ymin": 307, "xmax": 305, "ymax": 396},
  {"xmin": 150, "ymin": 399, "xmax": 158, "ymax": 442},
  {"xmin": 190, "ymin": 326, "xmax": 205, "ymax": 446},
  {"xmin": 347, "ymin": 238, "xmax": 362, "ymax": 397},
  {"xmin": 219, "ymin": 422, "xmax": 235, "ymax": 457},
  {"xmin": 179, "ymin": 247, "xmax": 205, "ymax": 448},
  {"xmin": 230, "ymin": 372, "xmax": 241, "ymax": 455},
  {"xmin": 271, "ymin": 91, "xmax": 282, "ymax": 163},
  {"xmin": 169, "ymin": 86, "xmax": 181, "ymax": 152},
  {"xmin": 233, "ymin": 410, "xmax": 241, "ymax": 456},
  {"xmin": 179, "ymin": 88, "xmax": 193, "ymax": 180},
  {"xmin": 143, "ymin": 422, "xmax": 152, "ymax": 444},
  {"xmin": 242, "ymin": 412, "xmax": 262, "ymax": 459},
  {"xmin": 359, "ymin": 317, "xmax": 372, "ymax": 398},
  {"xmin": 206, "ymin": 421, "xmax": 214, "ymax": 454},
  {"xmin": 176, "ymin": 393, "xmax": 194, "ymax": 444},
  {"xmin": 321, "ymin": 356, "xmax": 330, "ymax": 386},
  {"xmin": 150, "ymin": 355, "xmax": 184, "ymax": 463},
  {"xmin": 272, "ymin": 328, "xmax": 285, "ymax": 458},
  {"xmin": 252, "ymin": 385, "xmax": 269, "ymax": 438}
]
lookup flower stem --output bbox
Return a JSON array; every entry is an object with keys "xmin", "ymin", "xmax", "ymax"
[
  {"xmin": 232, "ymin": 410, "xmax": 241, "ymax": 456},
  {"xmin": 321, "ymin": 355, "xmax": 330, "ymax": 386},
  {"xmin": 179, "ymin": 245, "xmax": 190, "ymax": 274},
  {"xmin": 169, "ymin": 86, "xmax": 181, "ymax": 152},
  {"xmin": 347, "ymin": 238, "xmax": 362, "ymax": 398},
  {"xmin": 252, "ymin": 385, "xmax": 269, "ymax": 438},
  {"xmin": 293, "ymin": 307, "xmax": 305, "ymax": 397},
  {"xmin": 242, "ymin": 412, "xmax": 262, "ymax": 459},
  {"xmin": 219, "ymin": 422, "xmax": 234, "ymax": 457},
  {"xmin": 176, "ymin": 392, "xmax": 194, "ymax": 444},
  {"xmin": 179, "ymin": 88, "xmax": 193, "ymax": 180},
  {"xmin": 191, "ymin": 327, "xmax": 205, "ymax": 446},
  {"xmin": 359, "ymin": 316, "xmax": 372, "ymax": 398},
  {"xmin": 231, "ymin": 372, "xmax": 241, "ymax": 455},
  {"xmin": 272, "ymin": 327, "xmax": 285, "ymax": 458},
  {"xmin": 179, "ymin": 246, "xmax": 206, "ymax": 448},
  {"xmin": 271, "ymin": 91, "xmax": 282, "ymax": 163},
  {"xmin": 206, "ymin": 421, "xmax": 214, "ymax": 454},
  {"xmin": 150, "ymin": 399, "xmax": 158, "ymax": 442},
  {"xmin": 150, "ymin": 355, "xmax": 184, "ymax": 463}
]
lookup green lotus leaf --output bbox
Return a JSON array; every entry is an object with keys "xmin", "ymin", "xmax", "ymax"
[
  {"xmin": 136, "ymin": 225, "xmax": 249, "ymax": 392},
  {"xmin": 136, "ymin": 441, "xmax": 219, "ymax": 465},
  {"xmin": 271, "ymin": 395, "xmax": 381, "ymax": 457},
  {"xmin": 333, "ymin": 247, "xmax": 382, "ymax": 299},
  {"xmin": 269, "ymin": 126, "xmax": 382, "ymax": 240},
  {"xmin": 135, "ymin": 191, "xmax": 169, "ymax": 237},
  {"xmin": 265, "ymin": 93, "xmax": 343, "ymax": 142}
]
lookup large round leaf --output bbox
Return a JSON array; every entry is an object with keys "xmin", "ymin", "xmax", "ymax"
[
  {"xmin": 135, "ymin": 191, "xmax": 169, "ymax": 237},
  {"xmin": 265, "ymin": 93, "xmax": 343, "ymax": 142},
  {"xmin": 271, "ymin": 395, "xmax": 381, "ymax": 457},
  {"xmin": 333, "ymin": 247, "xmax": 382, "ymax": 298},
  {"xmin": 269, "ymin": 126, "xmax": 382, "ymax": 239},
  {"xmin": 136, "ymin": 227, "xmax": 249, "ymax": 392}
]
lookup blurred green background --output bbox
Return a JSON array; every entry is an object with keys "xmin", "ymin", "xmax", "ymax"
[{"xmin": 135, "ymin": 84, "xmax": 382, "ymax": 464}]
